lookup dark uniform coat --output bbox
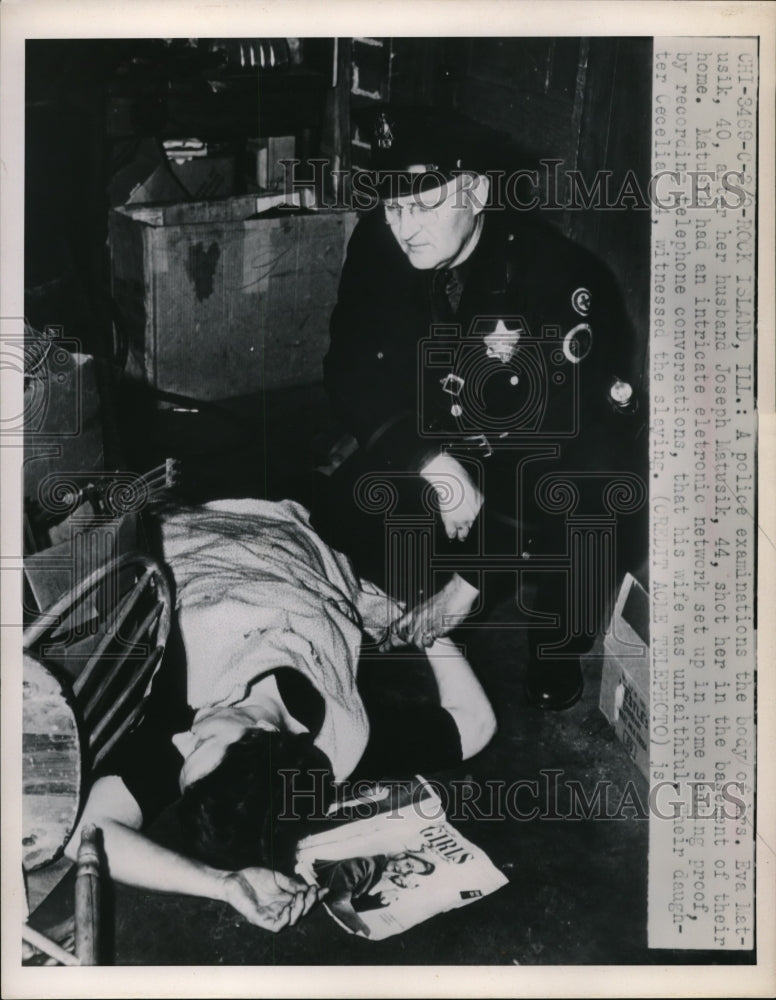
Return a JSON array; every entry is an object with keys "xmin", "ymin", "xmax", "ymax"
[
  {"xmin": 326, "ymin": 208, "xmax": 643, "ymax": 502},
  {"xmin": 322, "ymin": 208, "xmax": 646, "ymax": 648}
]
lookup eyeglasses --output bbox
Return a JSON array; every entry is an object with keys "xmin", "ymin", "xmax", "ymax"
[{"xmin": 383, "ymin": 177, "xmax": 464, "ymax": 225}]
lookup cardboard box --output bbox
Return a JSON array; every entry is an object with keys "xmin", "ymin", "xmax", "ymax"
[
  {"xmin": 108, "ymin": 138, "xmax": 236, "ymax": 206},
  {"xmin": 168, "ymin": 155, "xmax": 236, "ymax": 201},
  {"xmin": 246, "ymin": 136, "xmax": 296, "ymax": 190},
  {"xmin": 598, "ymin": 573, "xmax": 650, "ymax": 779},
  {"xmin": 109, "ymin": 195, "xmax": 357, "ymax": 399},
  {"xmin": 108, "ymin": 138, "xmax": 188, "ymax": 207}
]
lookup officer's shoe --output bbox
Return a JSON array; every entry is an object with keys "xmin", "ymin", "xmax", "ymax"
[{"xmin": 524, "ymin": 658, "xmax": 584, "ymax": 711}]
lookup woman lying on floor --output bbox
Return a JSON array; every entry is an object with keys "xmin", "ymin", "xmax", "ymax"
[{"xmin": 65, "ymin": 499, "xmax": 496, "ymax": 933}]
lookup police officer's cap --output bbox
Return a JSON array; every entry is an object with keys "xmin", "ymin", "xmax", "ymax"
[{"xmin": 354, "ymin": 104, "xmax": 507, "ymax": 196}]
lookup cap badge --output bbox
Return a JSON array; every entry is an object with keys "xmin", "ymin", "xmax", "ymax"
[{"xmin": 374, "ymin": 112, "xmax": 395, "ymax": 150}]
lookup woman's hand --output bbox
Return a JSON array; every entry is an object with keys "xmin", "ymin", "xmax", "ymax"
[
  {"xmin": 380, "ymin": 573, "xmax": 480, "ymax": 650},
  {"xmin": 219, "ymin": 868, "xmax": 323, "ymax": 931},
  {"xmin": 420, "ymin": 452, "xmax": 483, "ymax": 542}
]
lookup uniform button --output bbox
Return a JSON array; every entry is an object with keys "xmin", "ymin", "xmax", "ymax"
[
  {"xmin": 376, "ymin": 351, "xmax": 384, "ymax": 360},
  {"xmin": 609, "ymin": 379, "xmax": 633, "ymax": 405}
]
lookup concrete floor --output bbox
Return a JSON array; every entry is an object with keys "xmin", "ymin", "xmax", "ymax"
[
  {"xmin": 33, "ymin": 619, "xmax": 657, "ymax": 966},
  {"xmin": 27, "ymin": 384, "xmax": 753, "ymax": 967},
  {"xmin": 117, "ymin": 624, "xmax": 655, "ymax": 966}
]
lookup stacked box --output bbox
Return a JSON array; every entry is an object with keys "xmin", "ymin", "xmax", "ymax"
[
  {"xmin": 168, "ymin": 156, "xmax": 236, "ymax": 201},
  {"xmin": 109, "ymin": 196, "xmax": 357, "ymax": 399},
  {"xmin": 246, "ymin": 136, "xmax": 296, "ymax": 190}
]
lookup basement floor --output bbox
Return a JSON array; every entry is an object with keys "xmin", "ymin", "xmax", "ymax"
[{"xmin": 27, "ymin": 383, "xmax": 753, "ymax": 969}]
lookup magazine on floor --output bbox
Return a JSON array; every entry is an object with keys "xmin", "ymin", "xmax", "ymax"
[{"xmin": 295, "ymin": 777, "xmax": 508, "ymax": 940}]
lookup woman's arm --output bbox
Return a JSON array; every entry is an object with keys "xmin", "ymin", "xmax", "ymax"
[
  {"xmin": 423, "ymin": 638, "xmax": 497, "ymax": 759},
  {"xmin": 65, "ymin": 776, "xmax": 320, "ymax": 931}
]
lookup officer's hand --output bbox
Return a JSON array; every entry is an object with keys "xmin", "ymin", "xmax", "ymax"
[
  {"xmin": 380, "ymin": 573, "xmax": 479, "ymax": 650},
  {"xmin": 420, "ymin": 453, "xmax": 483, "ymax": 541}
]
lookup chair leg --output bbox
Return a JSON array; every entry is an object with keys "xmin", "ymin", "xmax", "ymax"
[{"xmin": 74, "ymin": 824, "xmax": 101, "ymax": 966}]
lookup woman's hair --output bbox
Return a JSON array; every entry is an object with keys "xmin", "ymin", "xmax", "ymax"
[
  {"xmin": 180, "ymin": 728, "xmax": 335, "ymax": 873},
  {"xmin": 393, "ymin": 852, "xmax": 435, "ymax": 876}
]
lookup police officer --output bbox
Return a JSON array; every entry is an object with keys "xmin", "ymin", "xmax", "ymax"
[{"xmin": 321, "ymin": 107, "xmax": 646, "ymax": 710}]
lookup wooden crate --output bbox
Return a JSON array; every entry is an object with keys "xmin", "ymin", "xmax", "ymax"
[{"xmin": 109, "ymin": 197, "xmax": 357, "ymax": 399}]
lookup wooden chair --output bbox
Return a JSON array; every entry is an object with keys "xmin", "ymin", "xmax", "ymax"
[
  {"xmin": 22, "ymin": 551, "xmax": 172, "ymax": 964},
  {"xmin": 23, "ymin": 551, "xmax": 172, "ymax": 772}
]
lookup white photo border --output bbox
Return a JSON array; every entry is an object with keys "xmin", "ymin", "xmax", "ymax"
[{"xmin": 2, "ymin": 2, "xmax": 774, "ymax": 998}]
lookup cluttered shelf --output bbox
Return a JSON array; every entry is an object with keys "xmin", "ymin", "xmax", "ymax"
[
  {"xmin": 108, "ymin": 65, "xmax": 329, "ymax": 141},
  {"xmin": 103, "ymin": 38, "xmax": 332, "ymax": 140}
]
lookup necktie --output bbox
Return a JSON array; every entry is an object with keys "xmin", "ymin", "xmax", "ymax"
[{"xmin": 431, "ymin": 268, "xmax": 464, "ymax": 321}]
